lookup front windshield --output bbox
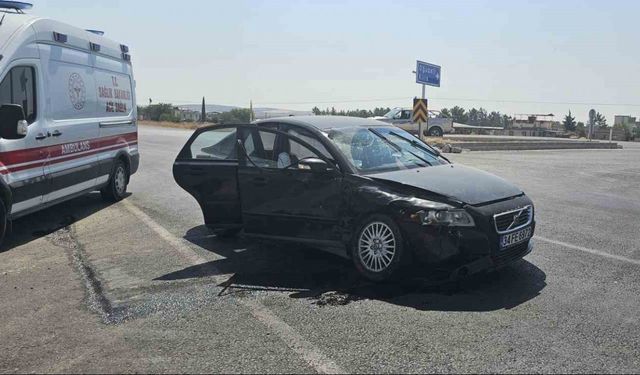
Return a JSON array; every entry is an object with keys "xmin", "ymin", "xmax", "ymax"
[{"xmin": 326, "ymin": 126, "xmax": 445, "ymax": 173}]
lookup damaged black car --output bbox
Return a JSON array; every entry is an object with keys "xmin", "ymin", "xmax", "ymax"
[{"xmin": 173, "ymin": 116, "xmax": 535, "ymax": 282}]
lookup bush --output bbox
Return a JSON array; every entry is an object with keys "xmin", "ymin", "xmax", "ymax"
[{"xmin": 159, "ymin": 113, "xmax": 177, "ymax": 122}]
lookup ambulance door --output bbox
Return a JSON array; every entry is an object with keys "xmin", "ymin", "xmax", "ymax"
[
  {"xmin": 0, "ymin": 61, "xmax": 47, "ymax": 216},
  {"xmin": 94, "ymin": 55, "xmax": 136, "ymax": 181},
  {"xmin": 39, "ymin": 44, "xmax": 100, "ymax": 204}
]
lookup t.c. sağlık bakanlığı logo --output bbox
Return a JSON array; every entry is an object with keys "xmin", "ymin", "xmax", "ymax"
[{"xmin": 68, "ymin": 73, "xmax": 86, "ymax": 110}]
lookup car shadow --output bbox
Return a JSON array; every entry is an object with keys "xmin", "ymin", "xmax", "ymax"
[
  {"xmin": 156, "ymin": 225, "xmax": 547, "ymax": 312},
  {"xmin": 1, "ymin": 192, "xmax": 128, "ymax": 252}
]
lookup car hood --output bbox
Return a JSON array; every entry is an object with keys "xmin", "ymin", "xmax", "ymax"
[{"xmin": 366, "ymin": 164, "xmax": 523, "ymax": 205}]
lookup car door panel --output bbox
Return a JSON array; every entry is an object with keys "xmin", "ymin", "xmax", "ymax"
[
  {"xmin": 173, "ymin": 125, "xmax": 242, "ymax": 229},
  {"xmin": 237, "ymin": 126, "xmax": 344, "ymax": 243}
]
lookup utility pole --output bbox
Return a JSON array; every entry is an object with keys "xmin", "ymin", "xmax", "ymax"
[{"xmin": 588, "ymin": 109, "xmax": 596, "ymax": 141}]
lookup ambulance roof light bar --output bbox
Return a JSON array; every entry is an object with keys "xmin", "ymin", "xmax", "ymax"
[{"xmin": 0, "ymin": 1, "xmax": 33, "ymax": 13}]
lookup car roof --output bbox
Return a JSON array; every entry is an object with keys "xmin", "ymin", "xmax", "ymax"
[{"xmin": 254, "ymin": 115, "xmax": 389, "ymax": 131}]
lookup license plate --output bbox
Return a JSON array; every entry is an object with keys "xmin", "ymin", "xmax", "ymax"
[{"xmin": 500, "ymin": 227, "xmax": 532, "ymax": 249}]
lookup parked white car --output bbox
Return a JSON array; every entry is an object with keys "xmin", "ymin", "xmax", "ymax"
[{"xmin": 371, "ymin": 107, "xmax": 455, "ymax": 137}]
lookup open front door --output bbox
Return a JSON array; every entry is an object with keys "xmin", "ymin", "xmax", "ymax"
[{"xmin": 173, "ymin": 125, "xmax": 242, "ymax": 230}]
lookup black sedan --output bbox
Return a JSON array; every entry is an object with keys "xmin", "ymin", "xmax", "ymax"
[{"xmin": 173, "ymin": 116, "xmax": 535, "ymax": 281}]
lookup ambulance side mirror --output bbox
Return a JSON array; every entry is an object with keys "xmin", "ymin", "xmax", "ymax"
[{"xmin": 0, "ymin": 104, "xmax": 28, "ymax": 140}]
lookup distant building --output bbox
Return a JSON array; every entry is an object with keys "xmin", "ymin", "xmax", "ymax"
[
  {"xmin": 614, "ymin": 115, "xmax": 637, "ymax": 127},
  {"xmin": 179, "ymin": 110, "xmax": 201, "ymax": 122},
  {"xmin": 175, "ymin": 107, "xmax": 202, "ymax": 122},
  {"xmin": 593, "ymin": 127, "xmax": 627, "ymax": 141},
  {"xmin": 205, "ymin": 111, "xmax": 221, "ymax": 122},
  {"xmin": 506, "ymin": 114, "xmax": 564, "ymax": 137}
]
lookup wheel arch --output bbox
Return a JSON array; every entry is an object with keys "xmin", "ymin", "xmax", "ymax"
[
  {"xmin": 113, "ymin": 150, "xmax": 132, "ymax": 182},
  {"xmin": 425, "ymin": 125, "xmax": 443, "ymax": 137}
]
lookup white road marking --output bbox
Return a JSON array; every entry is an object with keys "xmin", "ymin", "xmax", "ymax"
[
  {"xmin": 120, "ymin": 199, "xmax": 345, "ymax": 374},
  {"xmin": 243, "ymin": 299, "xmax": 345, "ymax": 374},
  {"xmin": 535, "ymin": 236, "xmax": 640, "ymax": 266},
  {"xmin": 121, "ymin": 199, "xmax": 214, "ymax": 269}
]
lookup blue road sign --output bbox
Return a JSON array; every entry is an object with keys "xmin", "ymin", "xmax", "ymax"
[{"xmin": 416, "ymin": 61, "xmax": 441, "ymax": 87}]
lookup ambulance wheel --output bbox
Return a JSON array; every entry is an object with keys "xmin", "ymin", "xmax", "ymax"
[{"xmin": 102, "ymin": 160, "xmax": 128, "ymax": 202}]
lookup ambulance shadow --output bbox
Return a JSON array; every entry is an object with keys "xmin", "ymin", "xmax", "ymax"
[
  {"xmin": 1, "ymin": 192, "xmax": 128, "ymax": 251},
  {"xmin": 156, "ymin": 225, "xmax": 547, "ymax": 312}
]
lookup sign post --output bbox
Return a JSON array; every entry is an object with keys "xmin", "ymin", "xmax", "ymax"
[
  {"xmin": 413, "ymin": 98, "xmax": 428, "ymax": 130},
  {"xmin": 415, "ymin": 61, "xmax": 441, "ymax": 140}
]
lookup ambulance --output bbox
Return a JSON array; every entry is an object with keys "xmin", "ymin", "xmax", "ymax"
[{"xmin": 0, "ymin": 2, "xmax": 138, "ymax": 244}]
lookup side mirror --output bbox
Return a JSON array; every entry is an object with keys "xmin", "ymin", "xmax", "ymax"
[
  {"xmin": 298, "ymin": 158, "xmax": 333, "ymax": 173},
  {"xmin": 0, "ymin": 104, "xmax": 28, "ymax": 140}
]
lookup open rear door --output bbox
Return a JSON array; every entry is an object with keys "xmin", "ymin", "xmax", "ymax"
[{"xmin": 173, "ymin": 125, "xmax": 243, "ymax": 230}]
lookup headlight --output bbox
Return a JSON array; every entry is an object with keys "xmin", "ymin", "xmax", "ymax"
[{"xmin": 415, "ymin": 209, "xmax": 475, "ymax": 227}]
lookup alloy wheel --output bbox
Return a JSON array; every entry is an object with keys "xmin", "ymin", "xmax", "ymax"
[
  {"xmin": 358, "ymin": 222, "xmax": 396, "ymax": 272},
  {"xmin": 114, "ymin": 166, "xmax": 126, "ymax": 195}
]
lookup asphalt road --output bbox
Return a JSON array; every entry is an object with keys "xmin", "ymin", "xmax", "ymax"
[{"xmin": 1, "ymin": 125, "xmax": 639, "ymax": 373}]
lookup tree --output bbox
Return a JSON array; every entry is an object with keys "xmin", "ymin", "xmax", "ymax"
[
  {"xmin": 501, "ymin": 114, "xmax": 512, "ymax": 129},
  {"xmin": 468, "ymin": 108, "xmax": 479, "ymax": 126},
  {"xmin": 563, "ymin": 111, "xmax": 577, "ymax": 132},
  {"xmin": 595, "ymin": 112, "xmax": 607, "ymax": 128},
  {"xmin": 312, "ymin": 106, "xmax": 321, "ymax": 116},
  {"xmin": 215, "ymin": 108, "xmax": 252, "ymax": 124},
  {"xmin": 487, "ymin": 111, "xmax": 502, "ymax": 127},
  {"xmin": 477, "ymin": 108, "xmax": 488, "ymax": 126},
  {"xmin": 143, "ymin": 103, "xmax": 175, "ymax": 121},
  {"xmin": 576, "ymin": 122, "xmax": 586, "ymax": 138},
  {"xmin": 201, "ymin": 97, "xmax": 206, "ymax": 123},
  {"xmin": 450, "ymin": 106, "xmax": 468, "ymax": 124},
  {"xmin": 440, "ymin": 108, "xmax": 451, "ymax": 118},
  {"xmin": 373, "ymin": 107, "xmax": 391, "ymax": 117}
]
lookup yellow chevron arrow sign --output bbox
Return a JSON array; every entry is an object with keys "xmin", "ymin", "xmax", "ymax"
[{"xmin": 412, "ymin": 98, "xmax": 428, "ymax": 123}]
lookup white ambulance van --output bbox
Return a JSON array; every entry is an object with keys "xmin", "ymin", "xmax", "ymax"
[{"xmin": 0, "ymin": 2, "xmax": 138, "ymax": 244}]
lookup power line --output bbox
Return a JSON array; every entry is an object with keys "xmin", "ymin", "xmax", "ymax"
[
  {"xmin": 259, "ymin": 97, "xmax": 640, "ymax": 107},
  {"xmin": 148, "ymin": 96, "xmax": 640, "ymax": 108}
]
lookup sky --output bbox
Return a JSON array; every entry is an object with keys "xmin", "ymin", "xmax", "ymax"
[{"xmin": 31, "ymin": 0, "xmax": 640, "ymax": 123}]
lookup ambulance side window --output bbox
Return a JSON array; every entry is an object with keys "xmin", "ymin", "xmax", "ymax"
[{"xmin": 0, "ymin": 66, "xmax": 37, "ymax": 124}]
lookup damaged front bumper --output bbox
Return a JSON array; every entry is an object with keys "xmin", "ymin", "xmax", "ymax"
[{"xmin": 448, "ymin": 240, "xmax": 534, "ymax": 280}]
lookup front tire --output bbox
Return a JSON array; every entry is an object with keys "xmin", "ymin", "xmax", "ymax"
[
  {"xmin": 351, "ymin": 214, "xmax": 406, "ymax": 282},
  {"xmin": 101, "ymin": 160, "xmax": 128, "ymax": 202}
]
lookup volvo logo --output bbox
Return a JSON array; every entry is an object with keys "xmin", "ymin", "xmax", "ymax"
[{"xmin": 506, "ymin": 209, "xmax": 527, "ymax": 231}]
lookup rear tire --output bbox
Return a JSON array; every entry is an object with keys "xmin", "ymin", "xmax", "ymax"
[
  {"xmin": 101, "ymin": 160, "xmax": 128, "ymax": 202},
  {"xmin": 351, "ymin": 214, "xmax": 407, "ymax": 282}
]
